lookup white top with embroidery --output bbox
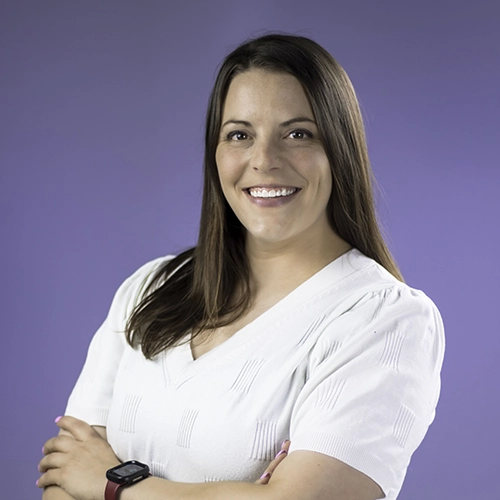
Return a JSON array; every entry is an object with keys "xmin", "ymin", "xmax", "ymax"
[{"xmin": 65, "ymin": 249, "xmax": 445, "ymax": 500}]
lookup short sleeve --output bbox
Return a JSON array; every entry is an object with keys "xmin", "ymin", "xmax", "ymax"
[
  {"xmin": 65, "ymin": 257, "xmax": 171, "ymax": 426},
  {"xmin": 289, "ymin": 285, "xmax": 445, "ymax": 499}
]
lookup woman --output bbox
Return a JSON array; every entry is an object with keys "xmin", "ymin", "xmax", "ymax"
[{"xmin": 38, "ymin": 34, "xmax": 444, "ymax": 500}]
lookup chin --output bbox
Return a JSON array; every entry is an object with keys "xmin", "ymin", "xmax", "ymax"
[{"xmin": 246, "ymin": 229, "xmax": 296, "ymax": 247}]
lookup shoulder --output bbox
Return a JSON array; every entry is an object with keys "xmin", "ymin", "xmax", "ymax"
[
  {"xmin": 107, "ymin": 255, "xmax": 176, "ymax": 322},
  {"xmin": 312, "ymin": 249, "xmax": 445, "ymax": 361},
  {"xmin": 340, "ymin": 249, "xmax": 442, "ymax": 320},
  {"xmin": 345, "ymin": 253, "xmax": 445, "ymax": 370},
  {"xmin": 123, "ymin": 255, "xmax": 175, "ymax": 288}
]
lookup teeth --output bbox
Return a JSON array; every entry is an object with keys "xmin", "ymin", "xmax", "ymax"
[{"xmin": 248, "ymin": 187, "xmax": 297, "ymax": 198}]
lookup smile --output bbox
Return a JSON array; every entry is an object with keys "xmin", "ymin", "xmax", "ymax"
[{"xmin": 247, "ymin": 187, "xmax": 298, "ymax": 198}]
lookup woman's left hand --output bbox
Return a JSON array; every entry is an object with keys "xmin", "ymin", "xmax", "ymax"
[
  {"xmin": 37, "ymin": 416, "xmax": 121, "ymax": 500},
  {"xmin": 255, "ymin": 440, "xmax": 290, "ymax": 485}
]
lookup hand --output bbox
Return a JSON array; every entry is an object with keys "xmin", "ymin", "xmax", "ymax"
[
  {"xmin": 37, "ymin": 416, "xmax": 121, "ymax": 500},
  {"xmin": 255, "ymin": 440, "xmax": 290, "ymax": 485}
]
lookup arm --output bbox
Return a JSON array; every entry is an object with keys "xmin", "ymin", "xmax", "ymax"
[
  {"xmin": 120, "ymin": 451, "xmax": 383, "ymax": 500},
  {"xmin": 42, "ymin": 486, "xmax": 74, "ymax": 500},
  {"xmin": 38, "ymin": 417, "xmax": 382, "ymax": 500}
]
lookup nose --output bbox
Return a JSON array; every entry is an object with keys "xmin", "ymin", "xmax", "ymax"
[{"xmin": 251, "ymin": 137, "xmax": 281, "ymax": 173}]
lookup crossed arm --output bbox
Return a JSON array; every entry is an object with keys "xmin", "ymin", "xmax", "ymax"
[{"xmin": 38, "ymin": 416, "xmax": 384, "ymax": 500}]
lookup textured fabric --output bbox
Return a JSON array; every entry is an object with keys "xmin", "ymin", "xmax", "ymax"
[{"xmin": 65, "ymin": 249, "xmax": 445, "ymax": 499}]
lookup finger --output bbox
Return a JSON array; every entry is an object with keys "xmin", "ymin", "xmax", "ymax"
[
  {"xmin": 270, "ymin": 439, "xmax": 290, "ymax": 469},
  {"xmin": 38, "ymin": 452, "xmax": 66, "ymax": 473},
  {"xmin": 56, "ymin": 415, "xmax": 99, "ymax": 441},
  {"xmin": 255, "ymin": 471, "xmax": 272, "ymax": 485},
  {"xmin": 255, "ymin": 440, "xmax": 291, "ymax": 484},
  {"xmin": 269, "ymin": 447, "xmax": 289, "ymax": 472},
  {"xmin": 36, "ymin": 469, "xmax": 60, "ymax": 489},
  {"xmin": 255, "ymin": 452, "xmax": 285, "ymax": 485},
  {"xmin": 43, "ymin": 435, "xmax": 75, "ymax": 455}
]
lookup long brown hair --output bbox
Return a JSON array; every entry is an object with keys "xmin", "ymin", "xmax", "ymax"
[{"xmin": 126, "ymin": 33, "xmax": 403, "ymax": 359}]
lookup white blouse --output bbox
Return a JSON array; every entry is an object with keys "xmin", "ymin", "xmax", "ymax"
[{"xmin": 65, "ymin": 249, "xmax": 445, "ymax": 500}]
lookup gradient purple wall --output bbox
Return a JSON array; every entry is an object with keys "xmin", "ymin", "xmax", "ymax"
[{"xmin": 2, "ymin": 1, "xmax": 499, "ymax": 498}]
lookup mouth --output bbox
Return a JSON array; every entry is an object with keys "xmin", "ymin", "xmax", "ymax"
[{"xmin": 246, "ymin": 186, "xmax": 300, "ymax": 199}]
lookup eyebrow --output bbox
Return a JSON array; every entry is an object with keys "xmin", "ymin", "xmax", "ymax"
[
  {"xmin": 221, "ymin": 117, "xmax": 316, "ymax": 128},
  {"xmin": 281, "ymin": 117, "xmax": 316, "ymax": 127}
]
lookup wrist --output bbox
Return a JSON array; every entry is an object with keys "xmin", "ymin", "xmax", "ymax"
[{"xmin": 105, "ymin": 461, "xmax": 150, "ymax": 500}]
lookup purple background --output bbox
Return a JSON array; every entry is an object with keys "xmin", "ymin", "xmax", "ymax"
[{"xmin": 2, "ymin": 1, "xmax": 499, "ymax": 498}]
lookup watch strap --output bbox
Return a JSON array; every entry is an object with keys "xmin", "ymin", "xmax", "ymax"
[{"xmin": 105, "ymin": 480, "xmax": 122, "ymax": 500}]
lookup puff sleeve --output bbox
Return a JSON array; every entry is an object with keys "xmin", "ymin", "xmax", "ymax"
[
  {"xmin": 64, "ymin": 257, "xmax": 170, "ymax": 426},
  {"xmin": 289, "ymin": 285, "xmax": 445, "ymax": 499}
]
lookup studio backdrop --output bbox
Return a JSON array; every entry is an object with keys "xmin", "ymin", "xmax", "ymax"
[{"xmin": 1, "ymin": 1, "xmax": 499, "ymax": 499}]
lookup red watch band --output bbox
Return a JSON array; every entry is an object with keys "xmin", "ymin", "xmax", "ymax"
[{"xmin": 105, "ymin": 480, "xmax": 122, "ymax": 500}]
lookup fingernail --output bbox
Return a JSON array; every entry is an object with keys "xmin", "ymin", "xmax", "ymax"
[
  {"xmin": 281, "ymin": 439, "xmax": 290, "ymax": 448},
  {"xmin": 274, "ymin": 449, "xmax": 287, "ymax": 459},
  {"xmin": 42, "ymin": 445, "xmax": 44, "ymax": 454},
  {"xmin": 55, "ymin": 416, "xmax": 62, "ymax": 423},
  {"xmin": 36, "ymin": 479, "xmax": 39, "ymax": 487},
  {"xmin": 260, "ymin": 472, "xmax": 271, "ymax": 480}
]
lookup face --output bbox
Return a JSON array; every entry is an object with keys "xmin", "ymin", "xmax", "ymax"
[{"xmin": 216, "ymin": 69, "xmax": 334, "ymax": 250}]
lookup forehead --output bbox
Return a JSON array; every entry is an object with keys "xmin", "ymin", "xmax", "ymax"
[{"xmin": 222, "ymin": 69, "xmax": 313, "ymax": 120}]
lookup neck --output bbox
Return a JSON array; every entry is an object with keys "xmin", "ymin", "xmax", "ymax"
[{"xmin": 245, "ymin": 229, "xmax": 352, "ymax": 300}]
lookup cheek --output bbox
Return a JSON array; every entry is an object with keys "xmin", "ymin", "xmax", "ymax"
[
  {"xmin": 215, "ymin": 149, "xmax": 229, "ymax": 189},
  {"xmin": 298, "ymin": 152, "xmax": 332, "ymax": 188},
  {"xmin": 215, "ymin": 156, "xmax": 235, "ymax": 206},
  {"xmin": 312, "ymin": 156, "xmax": 333, "ymax": 202},
  {"xmin": 215, "ymin": 149, "xmax": 242, "ymax": 189},
  {"xmin": 322, "ymin": 166, "xmax": 333, "ymax": 191}
]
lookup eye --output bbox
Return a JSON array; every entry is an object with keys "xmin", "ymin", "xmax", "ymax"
[
  {"xmin": 287, "ymin": 129, "xmax": 312, "ymax": 140},
  {"xmin": 226, "ymin": 130, "xmax": 249, "ymax": 141}
]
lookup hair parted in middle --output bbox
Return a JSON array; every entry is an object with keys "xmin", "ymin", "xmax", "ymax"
[{"xmin": 126, "ymin": 33, "xmax": 402, "ymax": 359}]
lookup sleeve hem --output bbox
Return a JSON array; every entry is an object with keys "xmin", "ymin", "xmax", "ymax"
[
  {"xmin": 289, "ymin": 432, "xmax": 397, "ymax": 496},
  {"xmin": 65, "ymin": 405, "xmax": 110, "ymax": 428}
]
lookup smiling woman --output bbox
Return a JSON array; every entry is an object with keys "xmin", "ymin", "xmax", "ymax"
[
  {"xmin": 38, "ymin": 34, "xmax": 444, "ymax": 500},
  {"xmin": 216, "ymin": 70, "xmax": 335, "ymax": 250}
]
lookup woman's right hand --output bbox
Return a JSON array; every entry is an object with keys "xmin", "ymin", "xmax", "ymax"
[{"xmin": 255, "ymin": 440, "xmax": 290, "ymax": 485}]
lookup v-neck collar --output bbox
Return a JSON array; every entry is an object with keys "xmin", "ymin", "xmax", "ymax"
[{"xmin": 166, "ymin": 248, "xmax": 372, "ymax": 386}]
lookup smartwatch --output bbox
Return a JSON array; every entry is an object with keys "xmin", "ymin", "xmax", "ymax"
[{"xmin": 105, "ymin": 460, "xmax": 150, "ymax": 500}]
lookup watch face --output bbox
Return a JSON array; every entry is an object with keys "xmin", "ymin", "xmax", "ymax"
[
  {"xmin": 114, "ymin": 463, "xmax": 145, "ymax": 477},
  {"xmin": 106, "ymin": 460, "xmax": 150, "ymax": 485}
]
